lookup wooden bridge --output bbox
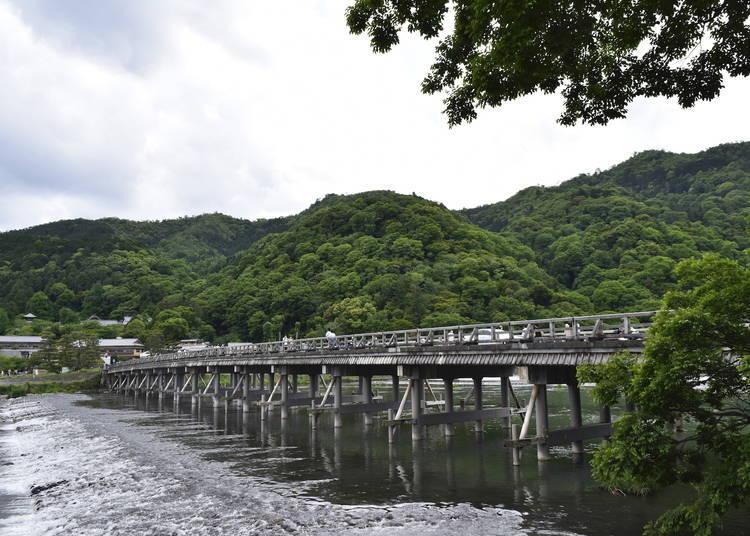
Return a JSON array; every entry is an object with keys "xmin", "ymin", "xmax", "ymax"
[{"xmin": 105, "ymin": 311, "xmax": 657, "ymax": 462}]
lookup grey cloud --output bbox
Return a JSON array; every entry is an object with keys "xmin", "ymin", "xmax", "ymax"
[{"xmin": 9, "ymin": 0, "xmax": 172, "ymax": 73}]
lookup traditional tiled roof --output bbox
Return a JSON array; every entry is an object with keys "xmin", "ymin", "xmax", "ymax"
[
  {"xmin": 0, "ymin": 335, "xmax": 43, "ymax": 344},
  {"xmin": 99, "ymin": 338, "xmax": 143, "ymax": 348}
]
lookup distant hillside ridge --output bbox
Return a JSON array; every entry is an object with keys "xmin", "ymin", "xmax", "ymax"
[
  {"xmin": 461, "ymin": 142, "xmax": 750, "ymax": 294},
  {"xmin": 0, "ymin": 142, "xmax": 747, "ymax": 346}
]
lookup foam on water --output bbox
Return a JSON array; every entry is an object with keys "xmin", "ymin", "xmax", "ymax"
[{"xmin": 0, "ymin": 394, "xmax": 543, "ymax": 535}]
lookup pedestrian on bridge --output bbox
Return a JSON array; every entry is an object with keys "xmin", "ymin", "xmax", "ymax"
[{"xmin": 325, "ymin": 329, "xmax": 337, "ymax": 348}]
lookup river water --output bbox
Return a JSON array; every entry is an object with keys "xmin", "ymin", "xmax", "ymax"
[{"xmin": 0, "ymin": 381, "xmax": 746, "ymax": 535}]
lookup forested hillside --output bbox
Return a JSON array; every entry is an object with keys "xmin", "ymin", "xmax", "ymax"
[
  {"xmin": 193, "ymin": 191, "xmax": 588, "ymax": 341},
  {"xmin": 0, "ymin": 142, "xmax": 747, "ymax": 346},
  {"xmin": 463, "ymin": 142, "xmax": 750, "ymax": 311}
]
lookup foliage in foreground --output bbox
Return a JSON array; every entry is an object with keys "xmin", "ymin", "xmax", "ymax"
[
  {"xmin": 579, "ymin": 255, "xmax": 750, "ymax": 536},
  {"xmin": 346, "ymin": 1, "xmax": 750, "ymax": 126}
]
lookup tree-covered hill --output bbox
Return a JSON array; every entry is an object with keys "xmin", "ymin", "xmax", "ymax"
[
  {"xmin": 462, "ymin": 142, "xmax": 750, "ymax": 310},
  {"xmin": 0, "ymin": 213, "xmax": 291, "ymax": 322},
  {"xmin": 0, "ymin": 142, "xmax": 747, "ymax": 345},
  {"xmin": 193, "ymin": 191, "xmax": 589, "ymax": 341}
]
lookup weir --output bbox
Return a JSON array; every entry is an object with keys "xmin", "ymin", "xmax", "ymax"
[{"xmin": 105, "ymin": 311, "xmax": 656, "ymax": 462}]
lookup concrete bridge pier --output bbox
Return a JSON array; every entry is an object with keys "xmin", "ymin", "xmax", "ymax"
[
  {"xmin": 535, "ymin": 384, "xmax": 551, "ymax": 461},
  {"xmin": 443, "ymin": 377, "xmax": 455, "ymax": 437},
  {"xmin": 362, "ymin": 375, "xmax": 373, "ymax": 426},
  {"xmin": 309, "ymin": 373, "xmax": 319, "ymax": 398},
  {"xmin": 242, "ymin": 367, "xmax": 251, "ymax": 413},
  {"xmin": 173, "ymin": 369, "xmax": 184, "ymax": 405},
  {"xmin": 410, "ymin": 372, "xmax": 424, "ymax": 441},
  {"xmin": 473, "ymin": 377, "xmax": 484, "ymax": 435},
  {"xmin": 211, "ymin": 368, "xmax": 221, "ymax": 407},
  {"xmin": 501, "ymin": 377, "xmax": 511, "ymax": 430},
  {"xmin": 333, "ymin": 373, "xmax": 343, "ymax": 428},
  {"xmin": 568, "ymin": 382, "xmax": 584, "ymax": 454},
  {"xmin": 280, "ymin": 373, "xmax": 289, "ymax": 420},
  {"xmin": 191, "ymin": 367, "xmax": 200, "ymax": 410},
  {"xmin": 157, "ymin": 372, "xmax": 165, "ymax": 401}
]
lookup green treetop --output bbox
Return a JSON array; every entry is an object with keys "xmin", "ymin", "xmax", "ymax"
[
  {"xmin": 579, "ymin": 253, "xmax": 750, "ymax": 535},
  {"xmin": 347, "ymin": 1, "xmax": 750, "ymax": 126}
]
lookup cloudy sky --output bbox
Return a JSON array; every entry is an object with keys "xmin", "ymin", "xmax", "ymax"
[{"xmin": 1, "ymin": 1, "xmax": 748, "ymax": 232}]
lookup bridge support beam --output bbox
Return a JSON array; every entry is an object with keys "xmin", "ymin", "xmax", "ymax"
[
  {"xmin": 411, "ymin": 373, "xmax": 424, "ymax": 441},
  {"xmin": 191, "ymin": 368, "xmax": 200, "ymax": 410},
  {"xmin": 280, "ymin": 374, "xmax": 289, "ymax": 420},
  {"xmin": 333, "ymin": 374, "xmax": 343, "ymax": 428},
  {"xmin": 212, "ymin": 368, "xmax": 221, "ymax": 407},
  {"xmin": 309, "ymin": 373, "xmax": 319, "ymax": 398},
  {"xmin": 443, "ymin": 378, "xmax": 454, "ymax": 437},
  {"xmin": 568, "ymin": 382, "xmax": 584, "ymax": 454},
  {"xmin": 473, "ymin": 377, "xmax": 483, "ymax": 434},
  {"xmin": 362, "ymin": 375, "xmax": 373, "ymax": 426},
  {"xmin": 242, "ymin": 367, "xmax": 251, "ymax": 413},
  {"xmin": 501, "ymin": 376, "xmax": 511, "ymax": 430},
  {"xmin": 535, "ymin": 384, "xmax": 551, "ymax": 461}
]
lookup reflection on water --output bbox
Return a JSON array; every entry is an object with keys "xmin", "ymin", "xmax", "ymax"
[{"xmin": 74, "ymin": 380, "xmax": 747, "ymax": 536}]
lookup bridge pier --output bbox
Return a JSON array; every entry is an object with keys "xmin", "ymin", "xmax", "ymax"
[
  {"xmin": 280, "ymin": 373, "xmax": 289, "ymax": 420},
  {"xmin": 158, "ymin": 372, "xmax": 165, "ymax": 401},
  {"xmin": 535, "ymin": 384, "xmax": 551, "ymax": 461},
  {"xmin": 211, "ymin": 368, "xmax": 221, "ymax": 407},
  {"xmin": 568, "ymin": 382, "xmax": 584, "ymax": 454},
  {"xmin": 362, "ymin": 375, "xmax": 373, "ymax": 426},
  {"xmin": 333, "ymin": 374, "xmax": 343, "ymax": 428},
  {"xmin": 443, "ymin": 377, "xmax": 454, "ymax": 437},
  {"xmin": 309, "ymin": 373, "xmax": 319, "ymax": 399},
  {"xmin": 174, "ymin": 369, "xmax": 184, "ymax": 404},
  {"xmin": 242, "ymin": 368, "xmax": 251, "ymax": 413},
  {"xmin": 191, "ymin": 367, "xmax": 200, "ymax": 410},
  {"xmin": 501, "ymin": 376, "xmax": 511, "ymax": 430},
  {"xmin": 410, "ymin": 374, "xmax": 424, "ymax": 441},
  {"xmin": 473, "ymin": 377, "xmax": 483, "ymax": 434}
]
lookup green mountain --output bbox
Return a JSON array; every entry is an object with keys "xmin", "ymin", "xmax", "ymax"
[
  {"xmin": 0, "ymin": 213, "xmax": 291, "ymax": 322},
  {"xmin": 0, "ymin": 142, "xmax": 748, "ymax": 344},
  {"xmin": 462, "ymin": 142, "xmax": 750, "ymax": 309},
  {"xmin": 193, "ymin": 191, "xmax": 585, "ymax": 341}
]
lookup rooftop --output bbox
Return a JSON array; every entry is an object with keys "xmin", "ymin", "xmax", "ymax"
[
  {"xmin": 0, "ymin": 335, "xmax": 44, "ymax": 344},
  {"xmin": 99, "ymin": 338, "xmax": 143, "ymax": 348}
]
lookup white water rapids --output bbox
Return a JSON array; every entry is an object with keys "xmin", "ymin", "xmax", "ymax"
[{"xmin": 0, "ymin": 394, "xmax": 552, "ymax": 536}]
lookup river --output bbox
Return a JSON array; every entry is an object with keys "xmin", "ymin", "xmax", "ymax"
[{"xmin": 0, "ymin": 381, "xmax": 746, "ymax": 535}]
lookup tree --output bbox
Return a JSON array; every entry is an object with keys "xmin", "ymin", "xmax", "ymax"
[
  {"xmin": 0, "ymin": 354, "xmax": 26, "ymax": 373},
  {"xmin": 578, "ymin": 254, "xmax": 750, "ymax": 535},
  {"xmin": 346, "ymin": 1, "xmax": 750, "ymax": 126},
  {"xmin": 0, "ymin": 307, "xmax": 9, "ymax": 335},
  {"xmin": 29, "ymin": 330, "xmax": 62, "ymax": 373},
  {"xmin": 60, "ymin": 332, "xmax": 100, "ymax": 371},
  {"xmin": 26, "ymin": 291, "xmax": 55, "ymax": 320}
]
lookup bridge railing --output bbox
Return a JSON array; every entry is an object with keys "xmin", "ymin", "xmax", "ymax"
[{"xmin": 114, "ymin": 311, "xmax": 661, "ymax": 369}]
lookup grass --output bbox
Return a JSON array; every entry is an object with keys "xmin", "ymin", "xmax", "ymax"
[{"xmin": 0, "ymin": 373, "xmax": 102, "ymax": 398}]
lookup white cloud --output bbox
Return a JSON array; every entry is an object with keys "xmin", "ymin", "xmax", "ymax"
[{"xmin": 0, "ymin": 0, "xmax": 748, "ymax": 231}]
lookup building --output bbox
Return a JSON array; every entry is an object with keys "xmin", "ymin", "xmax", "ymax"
[
  {"xmin": 85, "ymin": 315, "xmax": 134, "ymax": 327},
  {"xmin": 0, "ymin": 336, "xmax": 43, "ymax": 358},
  {"xmin": 22, "ymin": 313, "xmax": 37, "ymax": 323},
  {"xmin": 98, "ymin": 338, "xmax": 144, "ymax": 360},
  {"xmin": 0, "ymin": 336, "xmax": 143, "ymax": 361}
]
